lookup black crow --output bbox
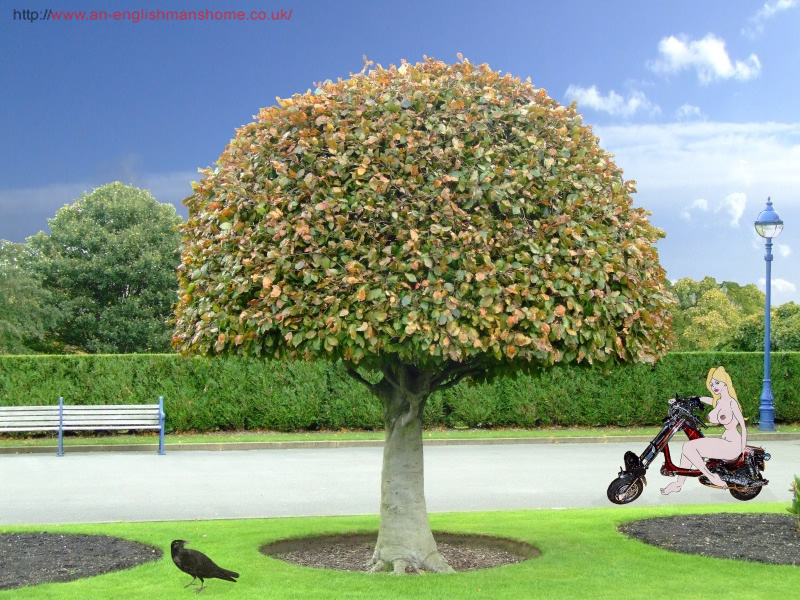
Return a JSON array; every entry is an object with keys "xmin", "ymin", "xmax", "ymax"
[{"xmin": 170, "ymin": 540, "xmax": 239, "ymax": 593}]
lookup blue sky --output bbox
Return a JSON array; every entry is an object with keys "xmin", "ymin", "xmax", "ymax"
[{"xmin": 2, "ymin": 0, "xmax": 799, "ymax": 304}]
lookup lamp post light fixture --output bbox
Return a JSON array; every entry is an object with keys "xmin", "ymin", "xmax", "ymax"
[{"xmin": 754, "ymin": 197, "xmax": 783, "ymax": 431}]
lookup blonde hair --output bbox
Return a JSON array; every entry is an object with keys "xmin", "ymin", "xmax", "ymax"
[{"xmin": 706, "ymin": 366, "xmax": 740, "ymax": 409}]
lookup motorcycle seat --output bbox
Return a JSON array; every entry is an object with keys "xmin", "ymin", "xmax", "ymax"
[
  {"xmin": 717, "ymin": 455, "xmax": 745, "ymax": 466},
  {"xmin": 716, "ymin": 446, "xmax": 762, "ymax": 466}
]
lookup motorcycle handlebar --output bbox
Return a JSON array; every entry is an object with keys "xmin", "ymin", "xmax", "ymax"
[
  {"xmin": 668, "ymin": 396, "xmax": 705, "ymax": 427},
  {"xmin": 670, "ymin": 395, "xmax": 702, "ymax": 408}
]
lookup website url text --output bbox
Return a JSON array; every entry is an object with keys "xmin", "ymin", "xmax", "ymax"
[{"xmin": 13, "ymin": 9, "xmax": 293, "ymax": 23}]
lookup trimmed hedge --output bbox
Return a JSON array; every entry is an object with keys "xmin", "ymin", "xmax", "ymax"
[{"xmin": 0, "ymin": 353, "xmax": 797, "ymax": 432}]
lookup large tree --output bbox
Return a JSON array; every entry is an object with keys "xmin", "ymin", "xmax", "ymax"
[
  {"xmin": 670, "ymin": 277, "xmax": 767, "ymax": 351},
  {"xmin": 0, "ymin": 240, "xmax": 59, "ymax": 353},
  {"xmin": 774, "ymin": 303, "xmax": 800, "ymax": 350},
  {"xmin": 28, "ymin": 182, "xmax": 182, "ymax": 353},
  {"xmin": 731, "ymin": 302, "xmax": 800, "ymax": 351},
  {"xmin": 172, "ymin": 57, "xmax": 674, "ymax": 572}
]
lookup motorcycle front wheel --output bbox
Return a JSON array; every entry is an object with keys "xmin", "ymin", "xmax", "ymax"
[{"xmin": 607, "ymin": 476, "xmax": 644, "ymax": 504}]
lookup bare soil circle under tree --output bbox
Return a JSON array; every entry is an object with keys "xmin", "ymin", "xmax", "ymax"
[
  {"xmin": 0, "ymin": 533, "xmax": 163, "ymax": 591},
  {"xmin": 619, "ymin": 513, "xmax": 800, "ymax": 566},
  {"xmin": 260, "ymin": 532, "xmax": 541, "ymax": 572}
]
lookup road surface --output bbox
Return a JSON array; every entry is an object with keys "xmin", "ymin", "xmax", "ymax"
[{"xmin": 2, "ymin": 440, "xmax": 798, "ymax": 525}]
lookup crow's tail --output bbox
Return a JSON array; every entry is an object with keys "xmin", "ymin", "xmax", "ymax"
[{"xmin": 215, "ymin": 567, "xmax": 239, "ymax": 582}]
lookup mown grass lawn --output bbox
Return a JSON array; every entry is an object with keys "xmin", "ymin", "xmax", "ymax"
[{"xmin": 2, "ymin": 503, "xmax": 797, "ymax": 600}]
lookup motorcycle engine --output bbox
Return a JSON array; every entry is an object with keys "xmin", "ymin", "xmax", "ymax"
[{"xmin": 715, "ymin": 454, "xmax": 765, "ymax": 488}]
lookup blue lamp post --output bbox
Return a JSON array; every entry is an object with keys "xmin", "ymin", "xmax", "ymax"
[{"xmin": 754, "ymin": 198, "xmax": 783, "ymax": 431}]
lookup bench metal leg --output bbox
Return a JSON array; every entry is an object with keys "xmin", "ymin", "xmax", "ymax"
[
  {"xmin": 57, "ymin": 397, "xmax": 64, "ymax": 457},
  {"xmin": 158, "ymin": 396, "xmax": 166, "ymax": 455}
]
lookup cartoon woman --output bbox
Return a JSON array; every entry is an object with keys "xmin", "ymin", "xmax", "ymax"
[{"xmin": 660, "ymin": 366, "xmax": 747, "ymax": 494}]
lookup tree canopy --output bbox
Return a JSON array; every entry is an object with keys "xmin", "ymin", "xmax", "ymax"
[
  {"xmin": 28, "ymin": 182, "xmax": 182, "ymax": 354},
  {"xmin": 669, "ymin": 276, "xmax": 800, "ymax": 351},
  {"xmin": 173, "ymin": 56, "xmax": 674, "ymax": 374},
  {"xmin": 0, "ymin": 240, "xmax": 59, "ymax": 353}
]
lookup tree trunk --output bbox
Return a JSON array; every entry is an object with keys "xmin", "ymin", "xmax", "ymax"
[{"xmin": 368, "ymin": 365, "xmax": 454, "ymax": 574}]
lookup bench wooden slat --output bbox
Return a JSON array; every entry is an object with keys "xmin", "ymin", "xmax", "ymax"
[
  {"xmin": 61, "ymin": 414, "xmax": 160, "ymax": 420},
  {"xmin": 66, "ymin": 425, "xmax": 161, "ymax": 431},
  {"xmin": 0, "ymin": 424, "xmax": 60, "ymax": 430},
  {"xmin": 0, "ymin": 406, "xmax": 61, "ymax": 412},
  {"xmin": 63, "ymin": 405, "xmax": 159, "ymax": 410},
  {"xmin": 0, "ymin": 410, "xmax": 61, "ymax": 415},
  {"xmin": 64, "ymin": 419, "xmax": 158, "ymax": 429},
  {"xmin": 63, "ymin": 417, "xmax": 160, "ymax": 423},
  {"xmin": 0, "ymin": 426, "xmax": 61, "ymax": 432},
  {"xmin": 63, "ymin": 410, "xmax": 158, "ymax": 416},
  {"xmin": 0, "ymin": 415, "xmax": 61, "ymax": 422},
  {"xmin": 0, "ymin": 410, "xmax": 58, "ymax": 421}
]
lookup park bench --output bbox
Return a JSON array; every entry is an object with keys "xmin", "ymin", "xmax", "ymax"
[{"xmin": 0, "ymin": 397, "xmax": 165, "ymax": 456}]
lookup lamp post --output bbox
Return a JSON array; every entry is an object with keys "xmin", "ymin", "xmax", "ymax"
[{"xmin": 754, "ymin": 198, "xmax": 783, "ymax": 431}]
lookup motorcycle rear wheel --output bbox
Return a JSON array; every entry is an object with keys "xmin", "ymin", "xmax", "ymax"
[
  {"xmin": 729, "ymin": 486, "xmax": 762, "ymax": 501},
  {"xmin": 607, "ymin": 476, "xmax": 644, "ymax": 504}
]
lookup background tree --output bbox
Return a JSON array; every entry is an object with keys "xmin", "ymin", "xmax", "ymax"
[
  {"xmin": 0, "ymin": 240, "xmax": 59, "ymax": 353},
  {"xmin": 729, "ymin": 313, "xmax": 766, "ymax": 352},
  {"xmin": 773, "ymin": 303, "xmax": 800, "ymax": 351},
  {"xmin": 671, "ymin": 277, "xmax": 764, "ymax": 350},
  {"xmin": 28, "ymin": 182, "xmax": 182, "ymax": 354},
  {"xmin": 172, "ymin": 57, "xmax": 674, "ymax": 573},
  {"xmin": 669, "ymin": 277, "xmax": 800, "ymax": 351},
  {"xmin": 670, "ymin": 276, "xmax": 720, "ymax": 311},
  {"xmin": 678, "ymin": 288, "xmax": 743, "ymax": 350}
]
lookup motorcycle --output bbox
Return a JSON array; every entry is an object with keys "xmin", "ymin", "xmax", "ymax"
[{"xmin": 607, "ymin": 395, "xmax": 770, "ymax": 504}]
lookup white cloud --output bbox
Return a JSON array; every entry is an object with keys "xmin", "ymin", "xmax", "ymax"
[
  {"xmin": 758, "ymin": 0, "xmax": 798, "ymax": 18},
  {"xmin": 743, "ymin": 0, "xmax": 798, "ymax": 37},
  {"xmin": 565, "ymin": 85, "xmax": 659, "ymax": 117},
  {"xmin": 750, "ymin": 230, "xmax": 790, "ymax": 252},
  {"xmin": 594, "ymin": 121, "xmax": 800, "ymax": 194},
  {"xmin": 0, "ymin": 170, "xmax": 193, "ymax": 242},
  {"xmin": 141, "ymin": 171, "xmax": 196, "ymax": 208},
  {"xmin": 681, "ymin": 192, "xmax": 748, "ymax": 227},
  {"xmin": 680, "ymin": 198, "xmax": 709, "ymax": 222},
  {"xmin": 758, "ymin": 277, "xmax": 797, "ymax": 294},
  {"xmin": 751, "ymin": 230, "xmax": 767, "ymax": 251},
  {"xmin": 676, "ymin": 104, "xmax": 703, "ymax": 121},
  {"xmin": 717, "ymin": 192, "xmax": 748, "ymax": 227},
  {"xmin": 648, "ymin": 34, "xmax": 761, "ymax": 84}
]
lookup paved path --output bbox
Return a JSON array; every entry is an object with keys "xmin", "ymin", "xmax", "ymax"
[{"xmin": 2, "ymin": 440, "xmax": 798, "ymax": 525}]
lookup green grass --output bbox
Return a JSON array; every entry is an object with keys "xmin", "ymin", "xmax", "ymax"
[
  {"xmin": 1, "ymin": 504, "xmax": 797, "ymax": 599},
  {"xmin": 2, "ymin": 423, "xmax": 799, "ymax": 449}
]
